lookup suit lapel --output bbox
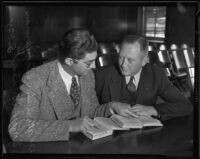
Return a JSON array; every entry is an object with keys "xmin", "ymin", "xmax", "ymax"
[
  {"xmin": 109, "ymin": 68, "xmax": 123, "ymax": 101},
  {"xmin": 136, "ymin": 65, "xmax": 151, "ymax": 103},
  {"xmin": 47, "ymin": 60, "xmax": 74, "ymax": 119},
  {"xmin": 79, "ymin": 74, "xmax": 90, "ymax": 117}
]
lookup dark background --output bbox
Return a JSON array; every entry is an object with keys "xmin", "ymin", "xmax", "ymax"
[
  {"xmin": 2, "ymin": 3, "xmax": 199, "ymax": 157},
  {"xmin": 3, "ymin": 5, "xmax": 195, "ymax": 49},
  {"xmin": 3, "ymin": 4, "xmax": 196, "ymax": 90}
]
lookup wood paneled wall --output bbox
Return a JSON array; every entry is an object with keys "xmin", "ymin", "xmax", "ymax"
[
  {"xmin": 4, "ymin": 6, "xmax": 139, "ymax": 46},
  {"xmin": 165, "ymin": 5, "xmax": 195, "ymax": 48},
  {"xmin": 3, "ymin": 5, "xmax": 139, "ymax": 60}
]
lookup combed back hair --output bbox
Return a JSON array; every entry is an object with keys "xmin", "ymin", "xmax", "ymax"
[
  {"xmin": 121, "ymin": 35, "xmax": 149, "ymax": 53},
  {"xmin": 58, "ymin": 28, "xmax": 98, "ymax": 64}
]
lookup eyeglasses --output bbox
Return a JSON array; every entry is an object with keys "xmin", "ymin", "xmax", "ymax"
[{"xmin": 72, "ymin": 58, "xmax": 94, "ymax": 68}]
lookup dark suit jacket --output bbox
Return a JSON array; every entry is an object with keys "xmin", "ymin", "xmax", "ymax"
[
  {"xmin": 95, "ymin": 63, "xmax": 193, "ymax": 121},
  {"xmin": 8, "ymin": 60, "xmax": 111, "ymax": 142}
]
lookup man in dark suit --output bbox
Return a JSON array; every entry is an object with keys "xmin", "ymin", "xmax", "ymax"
[{"xmin": 95, "ymin": 35, "xmax": 193, "ymax": 121}]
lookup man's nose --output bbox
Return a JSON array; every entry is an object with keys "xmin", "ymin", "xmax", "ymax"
[
  {"xmin": 120, "ymin": 57, "xmax": 128, "ymax": 67},
  {"xmin": 89, "ymin": 61, "xmax": 96, "ymax": 69}
]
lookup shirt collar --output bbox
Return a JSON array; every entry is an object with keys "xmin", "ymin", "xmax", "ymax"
[
  {"xmin": 134, "ymin": 68, "xmax": 142, "ymax": 83},
  {"xmin": 125, "ymin": 68, "xmax": 142, "ymax": 87},
  {"xmin": 58, "ymin": 62, "xmax": 74, "ymax": 80},
  {"xmin": 57, "ymin": 62, "xmax": 79, "ymax": 92}
]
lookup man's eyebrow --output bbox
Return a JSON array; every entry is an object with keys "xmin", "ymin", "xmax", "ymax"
[{"xmin": 87, "ymin": 59, "xmax": 96, "ymax": 62}]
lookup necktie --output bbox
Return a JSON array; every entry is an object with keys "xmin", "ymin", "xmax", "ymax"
[
  {"xmin": 127, "ymin": 76, "xmax": 136, "ymax": 93},
  {"xmin": 70, "ymin": 76, "xmax": 80, "ymax": 107}
]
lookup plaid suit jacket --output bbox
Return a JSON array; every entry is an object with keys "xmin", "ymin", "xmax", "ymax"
[{"xmin": 8, "ymin": 60, "xmax": 111, "ymax": 142}]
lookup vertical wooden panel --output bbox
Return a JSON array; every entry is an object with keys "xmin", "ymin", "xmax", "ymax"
[
  {"xmin": 28, "ymin": 6, "xmax": 139, "ymax": 42},
  {"xmin": 91, "ymin": 6, "xmax": 126, "ymax": 41},
  {"xmin": 126, "ymin": 6, "xmax": 138, "ymax": 35},
  {"xmin": 30, "ymin": 6, "xmax": 92, "ymax": 42},
  {"xmin": 4, "ymin": 5, "xmax": 140, "ymax": 59},
  {"xmin": 165, "ymin": 5, "xmax": 195, "ymax": 47},
  {"xmin": 4, "ymin": 6, "xmax": 27, "ymax": 59}
]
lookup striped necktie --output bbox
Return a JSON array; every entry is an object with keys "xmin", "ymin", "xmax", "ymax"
[
  {"xmin": 127, "ymin": 76, "xmax": 136, "ymax": 93},
  {"xmin": 70, "ymin": 76, "xmax": 80, "ymax": 107}
]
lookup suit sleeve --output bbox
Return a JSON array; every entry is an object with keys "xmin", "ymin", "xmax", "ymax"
[
  {"xmin": 88, "ymin": 70, "xmax": 113, "ymax": 118},
  {"xmin": 8, "ymin": 70, "xmax": 71, "ymax": 142},
  {"xmin": 154, "ymin": 67, "xmax": 193, "ymax": 121}
]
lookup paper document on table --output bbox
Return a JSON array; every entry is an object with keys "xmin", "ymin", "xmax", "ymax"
[
  {"xmin": 94, "ymin": 117, "xmax": 129, "ymax": 131},
  {"xmin": 110, "ymin": 115, "xmax": 143, "ymax": 129},
  {"xmin": 110, "ymin": 114, "xmax": 163, "ymax": 128},
  {"xmin": 82, "ymin": 115, "xmax": 163, "ymax": 140},
  {"xmin": 82, "ymin": 120, "xmax": 113, "ymax": 140},
  {"xmin": 137, "ymin": 116, "xmax": 163, "ymax": 127}
]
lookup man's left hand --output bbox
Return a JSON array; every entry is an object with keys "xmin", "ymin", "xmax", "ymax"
[{"xmin": 129, "ymin": 104, "xmax": 158, "ymax": 117}]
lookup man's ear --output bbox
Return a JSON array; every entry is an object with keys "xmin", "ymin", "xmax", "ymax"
[{"xmin": 64, "ymin": 58, "xmax": 74, "ymax": 66}]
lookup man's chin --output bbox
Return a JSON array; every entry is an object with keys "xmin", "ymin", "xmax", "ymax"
[
  {"xmin": 79, "ymin": 70, "xmax": 89, "ymax": 76},
  {"xmin": 120, "ymin": 70, "xmax": 130, "ymax": 76},
  {"xmin": 119, "ymin": 67, "xmax": 130, "ymax": 76}
]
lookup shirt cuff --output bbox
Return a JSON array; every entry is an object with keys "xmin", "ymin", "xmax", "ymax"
[
  {"xmin": 109, "ymin": 107, "xmax": 114, "ymax": 115},
  {"xmin": 152, "ymin": 112, "xmax": 161, "ymax": 120},
  {"xmin": 151, "ymin": 107, "xmax": 161, "ymax": 120}
]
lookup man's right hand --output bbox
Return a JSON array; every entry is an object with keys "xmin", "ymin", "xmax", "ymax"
[
  {"xmin": 68, "ymin": 116, "xmax": 94, "ymax": 133},
  {"xmin": 110, "ymin": 101, "xmax": 138, "ymax": 118}
]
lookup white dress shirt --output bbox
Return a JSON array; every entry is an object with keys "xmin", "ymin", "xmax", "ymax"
[
  {"xmin": 125, "ymin": 68, "xmax": 142, "ymax": 90},
  {"xmin": 58, "ymin": 62, "xmax": 79, "ymax": 93}
]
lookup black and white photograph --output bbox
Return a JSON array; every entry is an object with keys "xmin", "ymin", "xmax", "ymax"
[{"xmin": 2, "ymin": 1, "xmax": 199, "ymax": 158}]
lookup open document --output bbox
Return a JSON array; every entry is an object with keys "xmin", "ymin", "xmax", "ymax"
[{"xmin": 82, "ymin": 114, "xmax": 163, "ymax": 140}]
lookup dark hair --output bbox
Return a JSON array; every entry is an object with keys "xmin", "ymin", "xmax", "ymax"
[
  {"xmin": 121, "ymin": 35, "xmax": 149, "ymax": 53},
  {"xmin": 58, "ymin": 28, "xmax": 98, "ymax": 64}
]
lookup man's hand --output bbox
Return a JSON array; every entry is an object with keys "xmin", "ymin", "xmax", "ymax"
[
  {"xmin": 129, "ymin": 104, "xmax": 158, "ymax": 117},
  {"xmin": 68, "ymin": 116, "xmax": 94, "ymax": 133},
  {"xmin": 110, "ymin": 101, "xmax": 138, "ymax": 118}
]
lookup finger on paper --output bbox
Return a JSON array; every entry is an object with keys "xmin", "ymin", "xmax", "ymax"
[{"xmin": 126, "ymin": 111, "xmax": 139, "ymax": 118}]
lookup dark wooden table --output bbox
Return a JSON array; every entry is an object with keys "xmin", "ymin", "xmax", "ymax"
[{"xmin": 5, "ymin": 114, "xmax": 193, "ymax": 157}]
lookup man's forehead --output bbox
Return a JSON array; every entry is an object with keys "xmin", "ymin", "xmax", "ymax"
[
  {"xmin": 121, "ymin": 42, "xmax": 141, "ymax": 50},
  {"xmin": 120, "ymin": 42, "xmax": 142, "ymax": 57},
  {"xmin": 82, "ymin": 51, "xmax": 97, "ymax": 61}
]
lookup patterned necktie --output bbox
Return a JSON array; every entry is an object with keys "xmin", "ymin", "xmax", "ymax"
[
  {"xmin": 127, "ymin": 76, "xmax": 136, "ymax": 93},
  {"xmin": 70, "ymin": 76, "xmax": 80, "ymax": 107}
]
